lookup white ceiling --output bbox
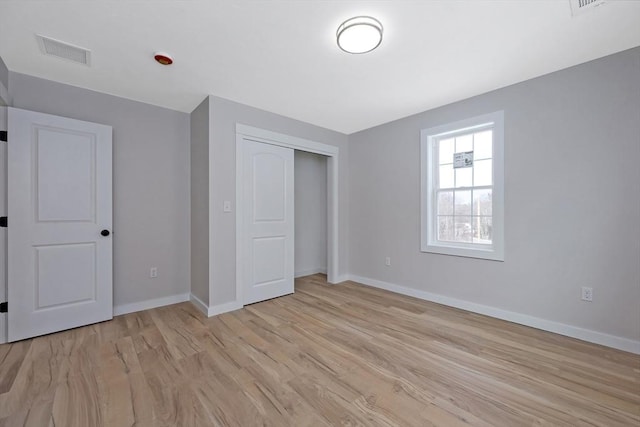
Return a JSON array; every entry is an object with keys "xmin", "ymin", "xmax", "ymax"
[{"xmin": 0, "ymin": 1, "xmax": 639, "ymax": 134}]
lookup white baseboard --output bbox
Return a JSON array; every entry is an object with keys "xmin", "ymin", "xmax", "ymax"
[
  {"xmin": 2, "ymin": 292, "xmax": 236, "ymax": 341},
  {"xmin": 348, "ymin": 275, "xmax": 640, "ymax": 355},
  {"xmin": 190, "ymin": 293, "xmax": 209, "ymax": 316},
  {"xmin": 190, "ymin": 293, "xmax": 243, "ymax": 317},
  {"xmin": 208, "ymin": 300, "xmax": 243, "ymax": 317},
  {"xmin": 114, "ymin": 293, "xmax": 190, "ymax": 316},
  {"xmin": 295, "ymin": 267, "xmax": 327, "ymax": 278},
  {"xmin": 332, "ymin": 274, "xmax": 351, "ymax": 284}
]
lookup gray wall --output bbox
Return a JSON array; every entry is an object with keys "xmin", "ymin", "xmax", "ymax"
[
  {"xmin": 294, "ymin": 150, "xmax": 327, "ymax": 277},
  {"xmin": 209, "ymin": 95, "xmax": 349, "ymax": 304},
  {"xmin": 0, "ymin": 56, "xmax": 8, "ymax": 106},
  {"xmin": 9, "ymin": 72, "xmax": 191, "ymax": 308},
  {"xmin": 190, "ymin": 97, "xmax": 210, "ymax": 305},
  {"xmin": 348, "ymin": 47, "xmax": 640, "ymax": 342},
  {"xmin": 0, "ymin": 56, "xmax": 8, "ymax": 93}
]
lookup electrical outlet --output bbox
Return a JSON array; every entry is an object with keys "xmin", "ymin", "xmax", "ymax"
[
  {"xmin": 581, "ymin": 287, "xmax": 593, "ymax": 302},
  {"xmin": 150, "ymin": 267, "xmax": 158, "ymax": 278},
  {"xmin": 385, "ymin": 257, "xmax": 391, "ymax": 266}
]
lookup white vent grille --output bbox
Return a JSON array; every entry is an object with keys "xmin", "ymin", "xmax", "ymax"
[
  {"xmin": 36, "ymin": 35, "xmax": 91, "ymax": 66},
  {"xmin": 570, "ymin": 0, "xmax": 606, "ymax": 16}
]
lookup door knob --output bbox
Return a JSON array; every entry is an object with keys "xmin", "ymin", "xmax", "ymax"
[{"xmin": 101, "ymin": 229, "xmax": 111, "ymax": 237}]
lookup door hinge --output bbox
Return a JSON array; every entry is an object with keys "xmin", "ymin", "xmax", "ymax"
[
  {"xmin": 0, "ymin": 302, "xmax": 7, "ymax": 313},
  {"xmin": 0, "ymin": 217, "xmax": 6, "ymax": 228},
  {"xmin": 0, "ymin": 131, "xmax": 6, "ymax": 142}
]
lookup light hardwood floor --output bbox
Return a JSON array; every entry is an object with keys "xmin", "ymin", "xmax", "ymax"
[{"xmin": 0, "ymin": 274, "xmax": 638, "ymax": 426}]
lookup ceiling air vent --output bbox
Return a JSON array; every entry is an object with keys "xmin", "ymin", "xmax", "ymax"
[
  {"xmin": 36, "ymin": 35, "xmax": 91, "ymax": 66},
  {"xmin": 570, "ymin": 0, "xmax": 606, "ymax": 16}
]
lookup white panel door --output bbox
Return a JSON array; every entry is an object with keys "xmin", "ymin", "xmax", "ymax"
[
  {"xmin": 243, "ymin": 140, "xmax": 294, "ymax": 304},
  {"xmin": 8, "ymin": 107, "xmax": 113, "ymax": 342}
]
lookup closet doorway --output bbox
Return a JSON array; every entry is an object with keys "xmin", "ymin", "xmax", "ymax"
[
  {"xmin": 294, "ymin": 150, "xmax": 328, "ymax": 280},
  {"xmin": 235, "ymin": 124, "xmax": 339, "ymax": 306}
]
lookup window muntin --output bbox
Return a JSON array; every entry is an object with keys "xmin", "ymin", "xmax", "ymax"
[{"xmin": 421, "ymin": 111, "xmax": 504, "ymax": 261}]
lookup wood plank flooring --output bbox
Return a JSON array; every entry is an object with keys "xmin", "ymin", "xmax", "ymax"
[{"xmin": 0, "ymin": 274, "xmax": 638, "ymax": 426}]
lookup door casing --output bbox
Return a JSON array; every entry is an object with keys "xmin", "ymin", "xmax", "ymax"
[{"xmin": 0, "ymin": 106, "xmax": 7, "ymax": 344}]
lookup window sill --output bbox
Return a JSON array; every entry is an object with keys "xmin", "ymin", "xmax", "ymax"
[{"xmin": 421, "ymin": 243, "xmax": 504, "ymax": 261}]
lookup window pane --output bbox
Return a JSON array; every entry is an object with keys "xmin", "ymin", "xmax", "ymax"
[
  {"xmin": 437, "ymin": 191, "xmax": 454, "ymax": 215},
  {"xmin": 439, "ymin": 138, "xmax": 454, "ymax": 165},
  {"xmin": 439, "ymin": 164, "xmax": 454, "ymax": 189},
  {"xmin": 455, "ymin": 134, "xmax": 473, "ymax": 152},
  {"xmin": 474, "ymin": 130, "xmax": 492, "ymax": 160},
  {"xmin": 455, "ymin": 167, "xmax": 472, "ymax": 188},
  {"xmin": 474, "ymin": 159, "xmax": 492, "ymax": 186},
  {"xmin": 472, "ymin": 189, "xmax": 492, "ymax": 216},
  {"xmin": 454, "ymin": 190, "xmax": 471, "ymax": 216},
  {"xmin": 472, "ymin": 216, "xmax": 492, "ymax": 244},
  {"xmin": 454, "ymin": 216, "xmax": 472, "ymax": 242},
  {"xmin": 437, "ymin": 216, "xmax": 455, "ymax": 242}
]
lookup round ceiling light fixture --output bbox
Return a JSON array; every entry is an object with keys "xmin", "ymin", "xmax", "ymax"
[
  {"xmin": 336, "ymin": 16, "xmax": 383, "ymax": 54},
  {"xmin": 154, "ymin": 52, "xmax": 173, "ymax": 65}
]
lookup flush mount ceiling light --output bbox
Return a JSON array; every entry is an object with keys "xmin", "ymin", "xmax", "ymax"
[{"xmin": 336, "ymin": 16, "xmax": 383, "ymax": 54}]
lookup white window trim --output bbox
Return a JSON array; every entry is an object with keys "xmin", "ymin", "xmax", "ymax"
[{"xmin": 420, "ymin": 111, "xmax": 504, "ymax": 261}]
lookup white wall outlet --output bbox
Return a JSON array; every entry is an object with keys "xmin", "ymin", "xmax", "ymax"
[
  {"xmin": 581, "ymin": 286, "xmax": 593, "ymax": 302},
  {"xmin": 150, "ymin": 267, "xmax": 158, "ymax": 278},
  {"xmin": 385, "ymin": 257, "xmax": 391, "ymax": 266},
  {"xmin": 223, "ymin": 200, "xmax": 232, "ymax": 212}
]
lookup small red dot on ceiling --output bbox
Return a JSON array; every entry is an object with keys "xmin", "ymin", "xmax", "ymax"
[{"xmin": 154, "ymin": 52, "xmax": 173, "ymax": 65}]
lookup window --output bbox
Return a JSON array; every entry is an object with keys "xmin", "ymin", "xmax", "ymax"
[{"xmin": 421, "ymin": 111, "xmax": 504, "ymax": 261}]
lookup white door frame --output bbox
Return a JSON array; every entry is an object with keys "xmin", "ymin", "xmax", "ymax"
[
  {"xmin": 0, "ymin": 106, "xmax": 7, "ymax": 344},
  {"xmin": 236, "ymin": 124, "xmax": 339, "ymax": 305}
]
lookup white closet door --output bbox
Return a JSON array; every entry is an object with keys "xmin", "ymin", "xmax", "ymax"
[{"xmin": 243, "ymin": 139, "xmax": 294, "ymax": 304}]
